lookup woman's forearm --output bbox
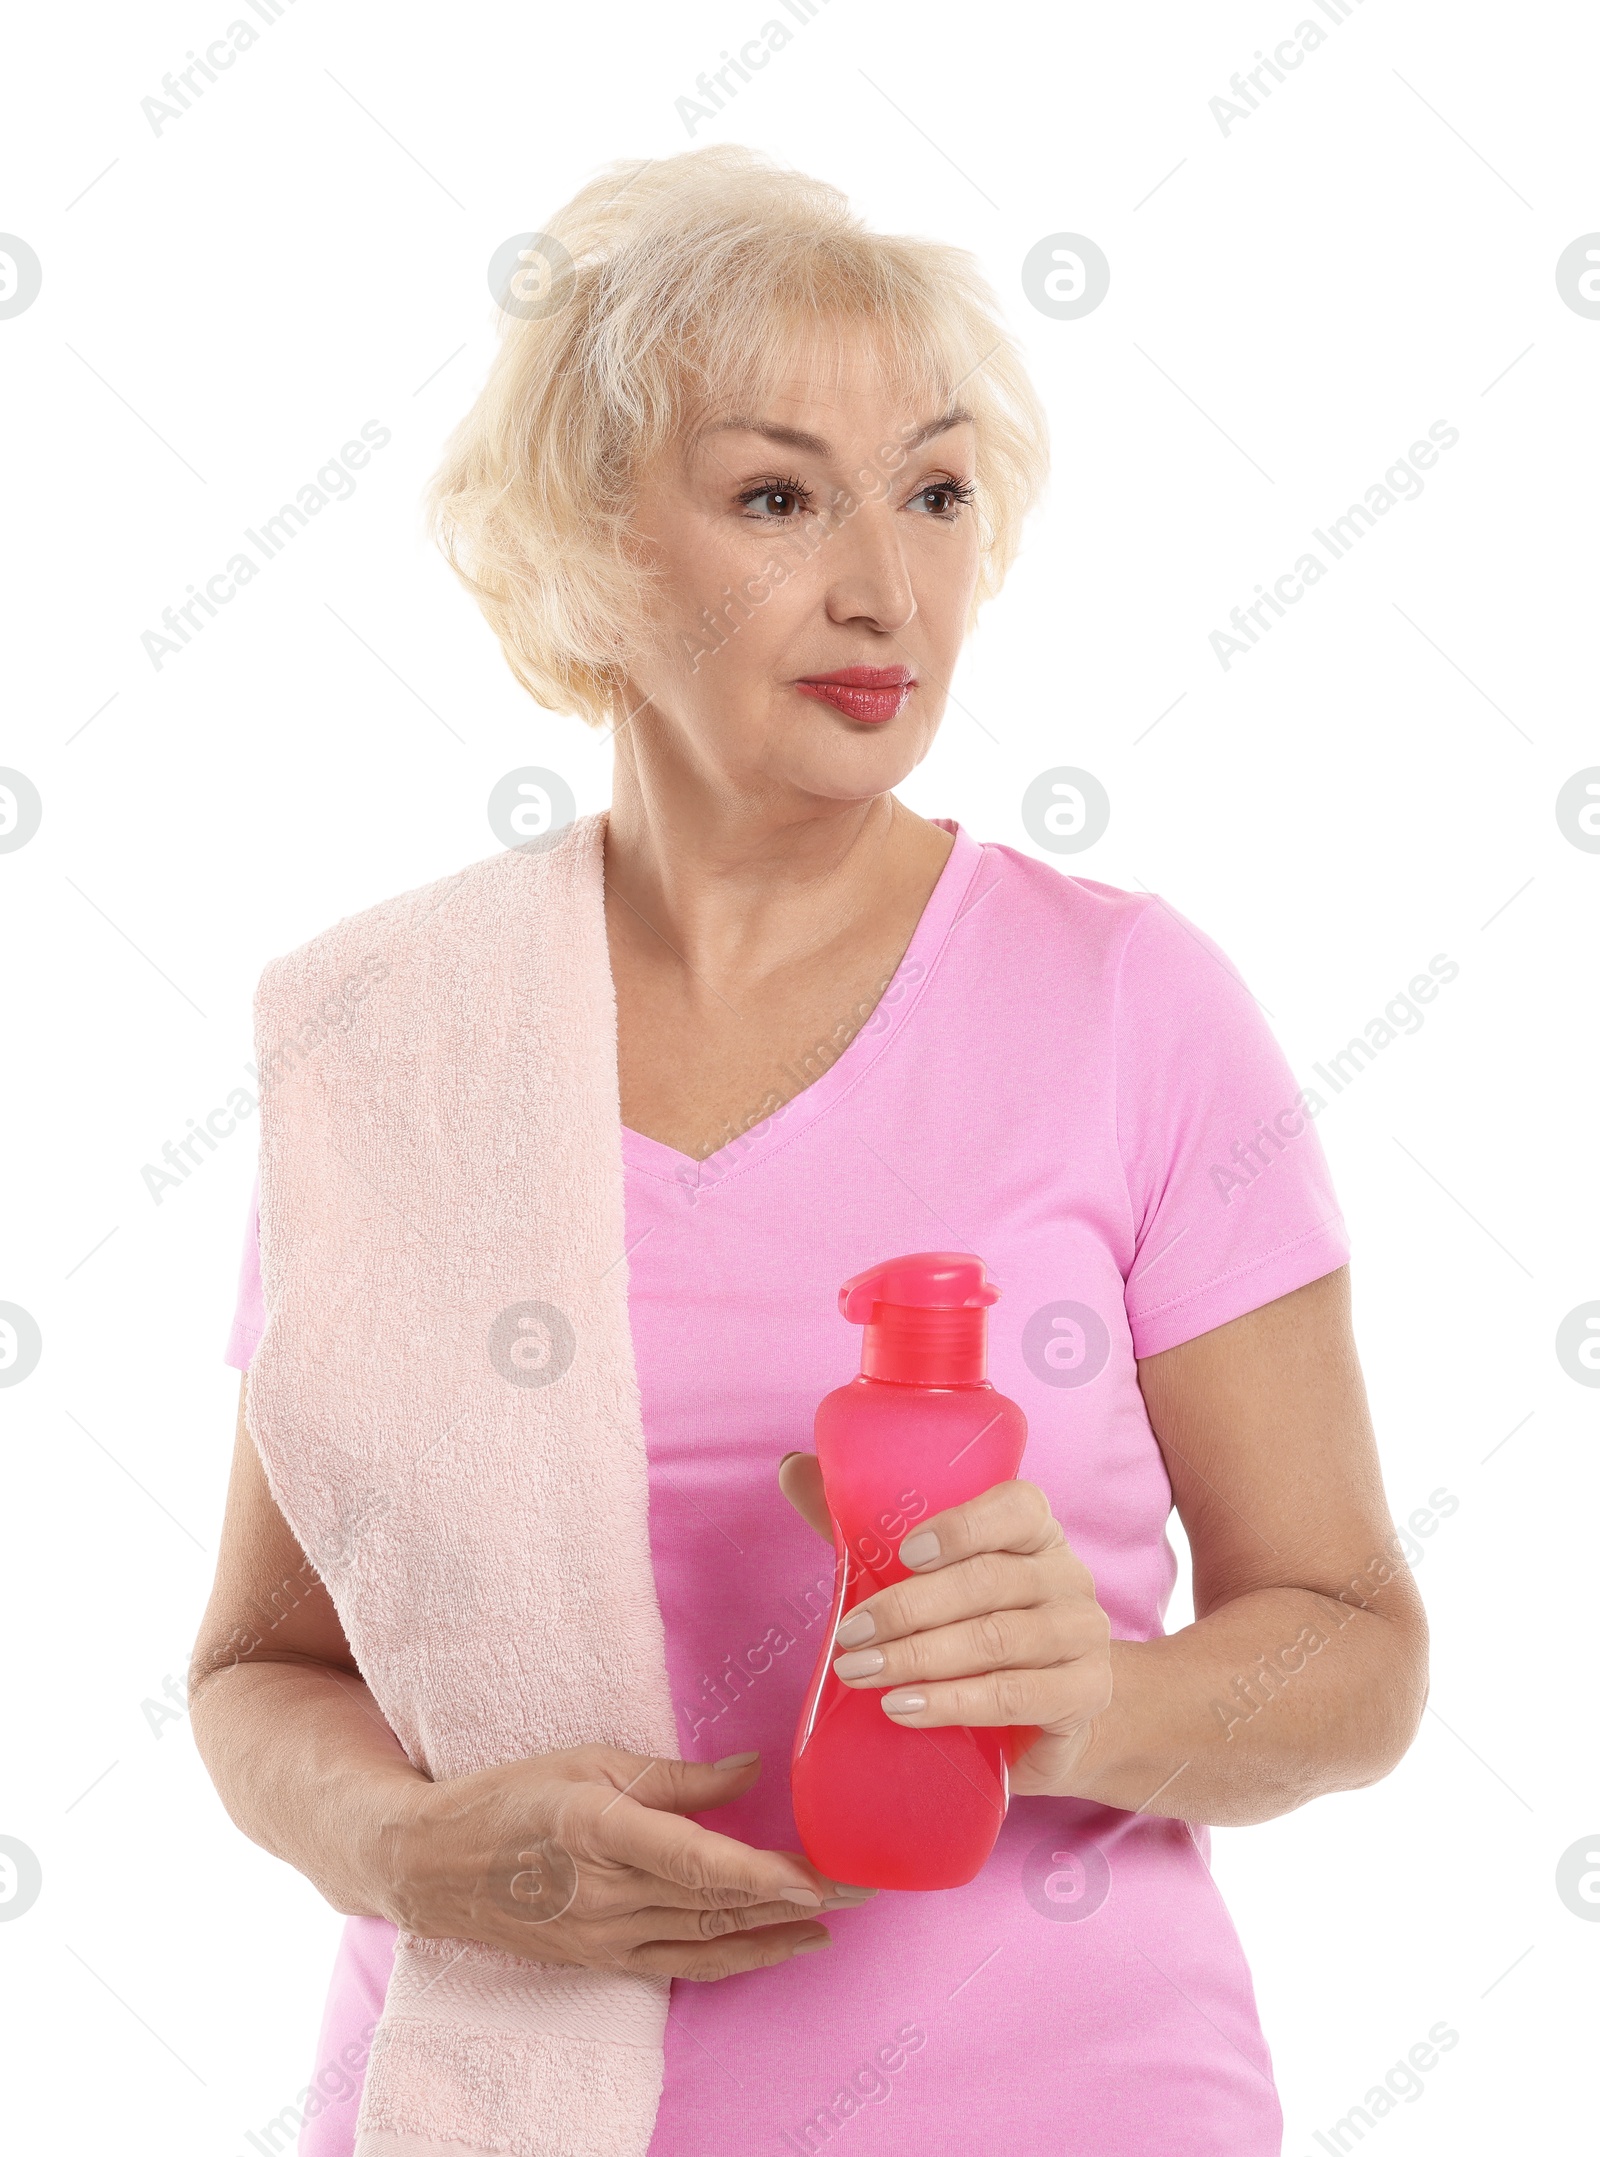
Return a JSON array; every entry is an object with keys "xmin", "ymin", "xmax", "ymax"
[
  {"xmin": 190, "ymin": 1590, "xmax": 1426, "ymax": 1881},
  {"xmin": 189, "ymin": 1650, "xmax": 853, "ymax": 1976},
  {"xmin": 188, "ymin": 1655, "xmax": 424, "ymax": 1915},
  {"xmin": 1062, "ymin": 1583, "xmax": 1428, "ymax": 1827}
]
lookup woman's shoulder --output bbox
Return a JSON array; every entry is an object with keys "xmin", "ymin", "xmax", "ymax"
[
  {"xmin": 962, "ymin": 835, "xmax": 1258, "ymax": 1022},
  {"xmin": 256, "ymin": 819, "xmax": 601, "ymax": 999},
  {"xmin": 962, "ymin": 835, "xmax": 1175, "ymax": 963},
  {"xmin": 252, "ymin": 858, "xmax": 484, "ymax": 1011}
]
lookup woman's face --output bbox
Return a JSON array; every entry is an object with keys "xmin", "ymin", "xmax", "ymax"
[{"xmin": 617, "ymin": 325, "xmax": 981, "ymax": 805}]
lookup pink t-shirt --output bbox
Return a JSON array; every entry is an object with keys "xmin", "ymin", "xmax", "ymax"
[{"xmin": 227, "ymin": 821, "xmax": 1350, "ymax": 2155}]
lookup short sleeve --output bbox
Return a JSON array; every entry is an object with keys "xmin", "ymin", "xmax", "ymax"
[
  {"xmin": 1115, "ymin": 896, "xmax": 1351, "ymax": 1358},
  {"xmin": 223, "ymin": 1169, "xmax": 265, "ymax": 1371}
]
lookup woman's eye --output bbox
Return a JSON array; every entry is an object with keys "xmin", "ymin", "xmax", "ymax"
[
  {"xmin": 743, "ymin": 486, "xmax": 807, "ymax": 518},
  {"xmin": 909, "ymin": 483, "xmax": 969, "ymax": 516}
]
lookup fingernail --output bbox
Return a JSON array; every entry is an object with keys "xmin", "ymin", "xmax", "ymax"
[
  {"xmin": 834, "ymin": 1607, "xmax": 876, "ymax": 1647},
  {"xmin": 713, "ymin": 1750, "xmax": 759, "ymax": 1769},
  {"xmin": 883, "ymin": 1690, "xmax": 927, "ymax": 1715},
  {"xmin": 899, "ymin": 1530, "xmax": 940, "ymax": 1568},
  {"xmin": 826, "ymin": 1886, "xmax": 878, "ymax": 1903},
  {"xmin": 780, "ymin": 1887, "xmax": 823, "ymax": 1906},
  {"xmin": 833, "ymin": 1648, "xmax": 885, "ymax": 1679},
  {"xmin": 792, "ymin": 1936, "xmax": 832, "ymax": 1953}
]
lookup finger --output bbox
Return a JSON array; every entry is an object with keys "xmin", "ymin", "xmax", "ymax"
[
  {"xmin": 589, "ymin": 1745, "xmax": 765, "ymax": 1819},
  {"xmin": 832, "ymin": 1601, "xmax": 1096, "ymax": 1692},
  {"xmin": 778, "ymin": 1452, "xmax": 832, "ymax": 1541},
  {"xmin": 615, "ymin": 1888, "xmax": 872, "ymax": 1946},
  {"xmin": 623, "ymin": 1919, "xmax": 833, "ymax": 1983},
  {"xmin": 876, "ymin": 1660, "xmax": 1112, "ymax": 1732},
  {"xmin": 569, "ymin": 1785, "xmax": 835, "ymax": 1909},
  {"xmin": 519, "ymin": 1857, "xmax": 756, "ymax": 1922},
  {"xmin": 834, "ymin": 1542, "xmax": 1092, "ymax": 1652},
  {"xmin": 579, "ymin": 1857, "xmax": 875, "ymax": 1917},
  {"xmin": 895, "ymin": 1479, "xmax": 1063, "ymax": 1574}
]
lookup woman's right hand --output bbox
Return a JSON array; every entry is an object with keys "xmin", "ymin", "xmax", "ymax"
[
  {"xmin": 377, "ymin": 1741, "xmax": 871, "ymax": 1980},
  {"xmin": 191, "ymin": 1391, "xmax": 862, "ymax": 1981}
]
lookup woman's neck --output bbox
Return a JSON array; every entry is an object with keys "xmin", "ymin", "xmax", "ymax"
[
  {"xmin": 604, "ymin": 739, "xmax": 949, "ymax": 994},
  {"xmin": 601, "ymin": 725, "xmax": 956, "ymax": 1157}
]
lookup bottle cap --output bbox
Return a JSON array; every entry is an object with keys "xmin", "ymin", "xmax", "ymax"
[{"xmin": 839, "ymin": 1252, "xmax": 998, "ymax": 1385}]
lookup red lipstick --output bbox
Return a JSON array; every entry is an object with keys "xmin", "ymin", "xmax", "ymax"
[{"xmin": 795, "ymin": 666, "xmax": 915, "ymax": 724}]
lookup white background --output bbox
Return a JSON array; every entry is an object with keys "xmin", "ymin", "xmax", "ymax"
[{"xmin": 1, "ymin": 2, "xmax": 1595, "ymax": 2151}]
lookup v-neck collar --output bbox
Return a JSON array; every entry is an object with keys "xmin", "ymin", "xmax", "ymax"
[{"xmin": 620, "ymin": 819, "xmax": 983, "ymax": 1193}]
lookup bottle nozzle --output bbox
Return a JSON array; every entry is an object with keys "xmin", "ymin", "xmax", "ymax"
[{"xmin": 838, "ymin": 1252, "xmax": 998, "ymax": 1385}]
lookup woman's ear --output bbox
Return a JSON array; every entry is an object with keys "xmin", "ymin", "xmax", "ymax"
[{"xmin": 777, "ymin": 1451, "xmax": 832, "ymax": 1541}]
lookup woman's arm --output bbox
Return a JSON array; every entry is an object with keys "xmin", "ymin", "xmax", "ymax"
[
  {"xmin": 187, "ymin": 1379, "xmax": 421, "ymax": 1916},
  {"xmin": 1065, "ymin": 1264, "xmax": 1429, "ymax": 1823},
  {"xmin": 190, "ymin": 1380, "xmax": 860, "ymax": 1975},
  {"xmin": 794, "ymin": 1267, "xmax": 1429, "ymax": 1827}
]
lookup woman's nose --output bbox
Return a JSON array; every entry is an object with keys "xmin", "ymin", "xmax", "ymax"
[{"xmin": 821, "ymin": 503, "xmax": 917, "ymax": 635}]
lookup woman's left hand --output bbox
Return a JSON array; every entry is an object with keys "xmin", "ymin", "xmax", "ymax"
[{"xmin": 778, "ymin": 1457, "xmax": 1113, "ymax": 1798}]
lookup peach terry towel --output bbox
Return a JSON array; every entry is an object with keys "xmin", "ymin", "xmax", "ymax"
[{"xmin": 245, "ymin": 813, "xmax": 680, "ymax": 2157}]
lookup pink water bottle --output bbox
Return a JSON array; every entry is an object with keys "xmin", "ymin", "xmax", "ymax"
[{"xmin": 790, "ymin": 1252, "xmax": 1038, "ymax": 1891}]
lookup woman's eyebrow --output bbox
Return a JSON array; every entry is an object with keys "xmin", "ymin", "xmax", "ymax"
[
  {"xmin": 903, "ymin": 408, "xmax": 973, "ymax": 449},
  {"xmin": 698, "ymin": 418, "xmax": 832, "ymax": 457},
  {"xmin": 696, "ymin": 409, "xmax": 973, "ymax": 460}
]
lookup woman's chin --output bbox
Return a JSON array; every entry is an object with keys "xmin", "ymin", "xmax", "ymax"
[
  {"xmin": 778, "ymin": 756, "xmax": 925, "ymax": 806},
  {"xmin": 768, "ymin": 721, "xmax": 940, "ymax": 804}
]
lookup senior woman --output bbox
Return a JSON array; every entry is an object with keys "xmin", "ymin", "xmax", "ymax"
[{"xmin": 192, "ymin": 146, "xmax": 1427, "ymax": 2157}]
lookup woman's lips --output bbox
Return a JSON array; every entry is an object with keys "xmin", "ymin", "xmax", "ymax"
[{"xmin": 794, "ymin": 669, "xmax": 915, "ymax": 724}]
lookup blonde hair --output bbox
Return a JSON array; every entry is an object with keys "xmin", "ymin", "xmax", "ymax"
[{"xmin": 426, "ymin": 145, "xmax": 1050, "ymax": 727}]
